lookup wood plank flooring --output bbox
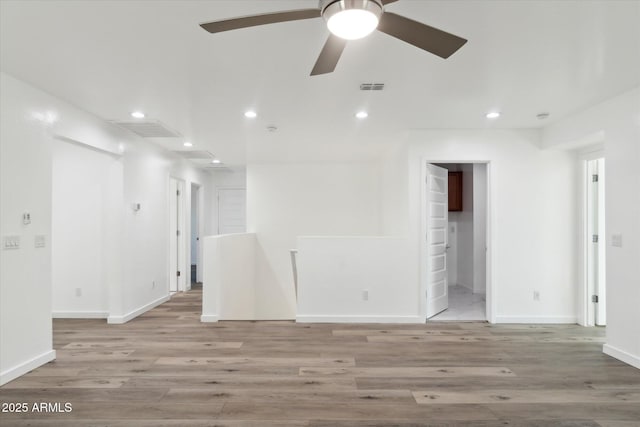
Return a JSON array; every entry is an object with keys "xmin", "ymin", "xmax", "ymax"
[{"xmin": 1, "ymin": 289, "xmax": 639, "ymax": 426}]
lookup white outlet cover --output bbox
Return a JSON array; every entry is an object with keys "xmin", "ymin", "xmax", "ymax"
[{"xmin": 611, "ymin": 234, "xmax": 623, "ymax": 247}]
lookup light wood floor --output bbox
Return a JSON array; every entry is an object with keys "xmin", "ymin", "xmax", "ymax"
[{"xmin": 1, "ymin": 289, "xmax": 639, "ymax": 426}]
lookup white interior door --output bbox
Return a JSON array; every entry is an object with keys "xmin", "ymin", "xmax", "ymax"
[
  {"xmin": 218, "ymin": 189, "xmax": 246, "ymax": 234},
  {"xmin": 426, "ymin": 164, "xmax": 449, "ymax": 318}
]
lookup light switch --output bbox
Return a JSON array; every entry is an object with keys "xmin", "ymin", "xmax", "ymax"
[
  {"xmin": 4, "ymin": 236, "xmax": 20, "ymax": 249},
  {"xmin": 612, "ymin": 234, "xmax": 623, "ymax": 247},
  {"xmin": 35, "ymin": 235, "xmax": 46, "ymax": 248}
]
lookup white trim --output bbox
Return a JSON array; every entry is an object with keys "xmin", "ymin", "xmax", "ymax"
[
  {"xmin": 107, "ymin": 295, "xmax": 169, "ymax": 324},
  {"xmin": 200, "ymin": 314, "xmax": 220, "ymax": 323},
  {"xmin": 0, "ymin": 350, "xmax": 56, "ymax": 386},
  {"xmin": 494, "ymin": 315, "xmax": 577, "ymax": 324},
  {"xmin": 296, "ymin": 315, "xmax": 424, "ymax": 323},
  {"xmin": 603, "ymin": 344, "xmax": 640, "ymax": 369},
  {"xmin": 52, "ymin": 311, "xmax": 108, "ymax": 319}
]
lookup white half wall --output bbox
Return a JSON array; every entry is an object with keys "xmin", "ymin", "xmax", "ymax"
[
  {"xmin": 296, "ymin": 237, "xmax": 419, "ymax": 323},
  {"xmin": 1, "ymin": 73, "xmax": 56, "ymax": 385},
  {"xmin": 246, "ymin": 163, "xmax": 382, "ymax": 319},
  {"xmin": 543, "ymin": 87, "xmax": 640, "ymax": 368},
  {"xmin": 201, "ymin": 233, "xmax": 257, "ymax": 321}
]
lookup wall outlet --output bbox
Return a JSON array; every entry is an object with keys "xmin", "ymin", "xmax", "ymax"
[
  {"xmin": 533, "ymin": 291, "xmax": 540, "ymax": 301},
  {"xmin": 362, "ymin": 289, "xmax": 369, "ymax": 301},
  {"xmin": 611, "ymin": 233, "xmax": 623, "ymax": 247},
  {"xmin": 75, "ymin": 288, "xmax": 82, "ymax": 297}
]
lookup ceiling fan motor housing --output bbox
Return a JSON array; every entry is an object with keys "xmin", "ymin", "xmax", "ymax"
[{"xmin": 320, "ymin": 0, "xmax": 384, "ymax": 22}]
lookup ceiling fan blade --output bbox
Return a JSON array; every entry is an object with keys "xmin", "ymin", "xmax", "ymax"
[
  {"xmin": 310, "ymin": 34, "xmax": 348, "ymax": 76},
  {"xmin": 377, "ymin": 12, "xmax": 467, "ymax": 59},
  {"xmin": 381, "ymin": 0, "xmax": 400, "ymax": 4},
  {"xmin": 200, "ymin": 9, "xmax": 320, "ymax": 33}
]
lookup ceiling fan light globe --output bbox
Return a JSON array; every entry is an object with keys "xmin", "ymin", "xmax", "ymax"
[
  {"xmin": 327, "ymin": 10, "xmax": 379, "ymax": 40},
  {"xmin": 322, "ymin": 0, "xmax": 383, "ymax": 40}
]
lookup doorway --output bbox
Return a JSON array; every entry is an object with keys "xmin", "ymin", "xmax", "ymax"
[
  {"xmin": 585, "ymin": 157, "xmax": 606, "ymax": 326},
  {"xmin": 421, "ymin": 161, "xmax": 491, "ymax": 322},
  {"xmin": 169, "ymin": 178, "xmax": 186, "ymax": 293}
]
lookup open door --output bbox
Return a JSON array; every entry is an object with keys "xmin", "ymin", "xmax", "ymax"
[{"xmin": 426, "ymin": 164, "xmax": 449, "ymax": 318}]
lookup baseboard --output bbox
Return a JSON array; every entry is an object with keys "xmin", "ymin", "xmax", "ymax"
[
  {"xmin": 603, "ymin": 344, "xmax": 640, "ymax": 369},
  {"xmin": 107, "ymin": 295, "xmax": 169, "ymax": 324},
  {"xmin": 494, "ymin": 315, "xmax": 577, "ymax": 324},
  {"xmin": 200, "ymin": 314, "xmax": 219, "ymax": 323},
  {"xmin": 0, "ymin": 350, "xmax": 56, "ymax": 386},
  {"xmin": 296, "ymin": 315, "xmax": 424, "ymax": 323},
  {"xmin": 52, "ymin": 311, "xmax": 108, "ymax": 319}
]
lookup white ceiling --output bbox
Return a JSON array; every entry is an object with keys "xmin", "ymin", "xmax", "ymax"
[{"xmin": 1, "ymin": 0, "xmax": 639, "ymax": 165}]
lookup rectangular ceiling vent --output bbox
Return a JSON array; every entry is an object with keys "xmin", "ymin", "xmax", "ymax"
[
  {"xmin": 172, "ymin": 150, "xmax": 214, "ymax": 160},
  {"xmin": 112, "ymin": 120, "xmax": 181, "ymax": 138},
  {"xmin": 360, "ymin": 83, "xmax": 385, "ymax": 91}
]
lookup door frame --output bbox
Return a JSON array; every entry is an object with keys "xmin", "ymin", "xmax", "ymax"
[
  {"xmin": 169, "ymin": 177, "xmax": 187, "ymax": 293},
  {"xmin": 190, "ymin": 182, "xmax": 205, "ymax": 284},
  {"xmin": 577, "ymin": 147, "xmax": 606, "ymax": 326},
  {"xmin": 420, "ymin": 159, "xmax": 494, "ymax": 323}
]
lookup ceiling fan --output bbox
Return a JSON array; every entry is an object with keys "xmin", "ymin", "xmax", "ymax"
[{"xmin": 200, "ymin": 0, "xmax": 467, "ymax": 76}]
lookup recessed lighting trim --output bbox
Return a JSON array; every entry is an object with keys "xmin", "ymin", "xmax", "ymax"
[
  {"xmin": 356, "ymin": 111, "xmax": 369, "ymax": 119},
  {"xmin": 183, "ymin": 142, "xmax": 193, "ymax": 147},
  {"xmin": 211, "ymin": 159, "xmax": 221, "ymax": 164},
  {"xmin": 244, "ymin": 110, "xmax": 257, "ymax": 118},
  {"xmin": 131, "ymin": 111, "xmax": 145, "ymax": 119},
  {"xmin": 486, "ymin": 111, "xmax": 501, "ymax": 119}
]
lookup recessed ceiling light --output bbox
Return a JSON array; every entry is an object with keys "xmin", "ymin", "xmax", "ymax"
[
  {"xmin": 356, "ymin": 111, "xmax": 369, "ymax": 119},
  {"xmin": 183, "ymin": 142, "xmax": 193, "ymax": 147},
  {"xmin": 131, "ymin": 111, "xmax": 145, "ymax": 119},
  {"xmin": 244, "ymin": 110, "xmax": 257, "ymax": 118},
  {"xmin": 486, "ymin": 111, "xmax": 501, "ymax": 119},
  {"xmin": 211, "ymin": 159, "xmax": 221, "ymax": 164}
]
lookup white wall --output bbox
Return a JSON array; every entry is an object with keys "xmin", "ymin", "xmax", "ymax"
[
  {"xmin": 296, "ymin": 237, "xmax": 416, "ymax": 322},
  {"xmin": 473, "ymin": 163, "xmax": 488, "ymax": 294},
  {"xmin": 543, "ymin": 87, "xmax": 640, "ymax": 368},
  {"xmin": 1, "ymin": 72, "xmax": 212, "ymax": 386},
  {"xmin": 456, "ymin": 164, "xmax": 474, "ymax": 290},
  {"xmin": 246, "ymin": 163, "xmax": 382, "ymax": 319},
  {"xmin": 402, "ymin": 129, "xmax": 578, "ymax": 323},
  {"xmin": 1, "ymin": 73, "xmax": 56, "ymax": 385},
  {"xmin": 52, "ymin": 139, "xmax": 121, "ymax": 318}
]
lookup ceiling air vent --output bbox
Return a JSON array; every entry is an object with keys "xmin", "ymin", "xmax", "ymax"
[
  {"xmin": 360, "ymin": 83, "xmax": 385, "ymax": 91},
  {"xmin": 172, "ymin": 150, "xmax": 215, "ymax": 160},
  {"xmin": 112, "ymin": 120, "xmax": 181, "ymax": 138}
]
